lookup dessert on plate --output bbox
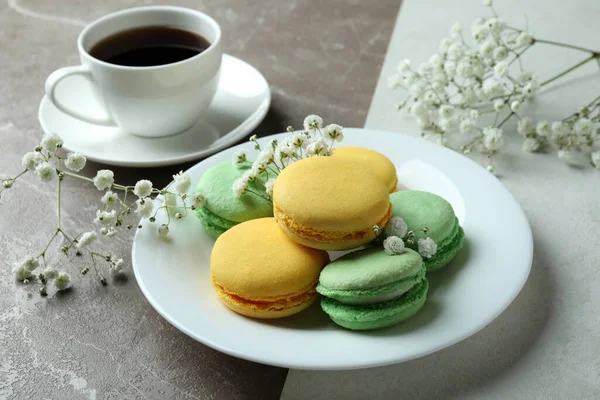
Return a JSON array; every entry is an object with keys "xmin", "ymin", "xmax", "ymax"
[{"xmin": 210, "ymin": 217, "xmax": 329, "ymax": 319}]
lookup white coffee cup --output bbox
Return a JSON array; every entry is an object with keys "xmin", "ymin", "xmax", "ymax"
[{"xmin": 45, "ymin": 6, "xmax": 222, "ymax": 138}]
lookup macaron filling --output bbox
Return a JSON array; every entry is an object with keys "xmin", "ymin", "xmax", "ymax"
[{"xmin": 336, "ymin": 287, "xmax": 411, "ymax": 305}]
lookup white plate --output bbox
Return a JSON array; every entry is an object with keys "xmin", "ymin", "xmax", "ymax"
[
  {"xmin": 38, "ymin": 54, "xmax": 270, "ymax": 167},
  {"xmin": 131, "ymin": 128, "xmax": 533, "ymax": 370}
]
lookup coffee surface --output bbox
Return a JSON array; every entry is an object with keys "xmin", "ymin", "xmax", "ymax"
[{"xmin": 89, "ymin": 26, "xmax": 210, "ymax": 67}]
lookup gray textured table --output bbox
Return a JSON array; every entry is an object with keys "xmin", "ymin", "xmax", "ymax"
[{"xmin": 0, "ymin": 0, "xmax": 399, "ymax": 398}]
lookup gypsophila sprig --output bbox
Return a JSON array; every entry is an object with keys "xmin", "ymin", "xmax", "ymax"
[
  {"xmin": 1, "ymin": 132, "xmax": 206, "ymax": 296},
  {"xmin": 389, "ymin": 0, "xmax": 600, "ymax": 171},
  {"xmin": 228, "ymin": 115, "xmax": 345, "ymax": 201}
]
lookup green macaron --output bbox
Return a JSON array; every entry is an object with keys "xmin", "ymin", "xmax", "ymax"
[
  {"xmin": 389, "ymin": 190, "xmax": 464, "ymax": 272},
  {"xmin": 317, "ymin": 247, "xmax": 428, "ymax": 330},
  {"xmin": 195, "ymin": 161, "xmax": 273, "ymax": 239}
]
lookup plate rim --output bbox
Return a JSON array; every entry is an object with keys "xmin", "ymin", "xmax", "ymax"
[
  {"xmin": 132, "ymin": 128, "xmax": 534, "ymax": 370},
  {"xmin": 38, "ymin": 54, "xmax": 271, "ymax": 168}
]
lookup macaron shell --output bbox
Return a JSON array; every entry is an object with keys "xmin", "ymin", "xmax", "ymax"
[
  {"xmin": 317, "ymin": 263, "xmax": 426, "ymax": 300},
  {"xmin": 424, "ymin": 226, "xmax": 465, "ymax": 271},
  {"xmin": 196, "ymin": 161, "xmax": 273, "ymax": 223},
  {"xmin": 318, "ymin": 247, "xmax": 423, "ymax": 291},
  {"xmin": 211, "ymin": 218, "xmax": 329, "ymax": 299},
  {"xmin": 389, "ymin": 190, "xmax": 456, "ymax": 245},
  {"xmin": 321, "ymin": 278, "xmax": 429, "ymax": 330},
  {"xmin": 273, "ymin": 157, "xmax": 391, "ymax": 232},
  {"xmin": 332, "ymin": 146, "xmax": 398, "ymax": 193},
  {"xmin": 195, "ymin": 207, "xmax": 236, "ymax": 239}
]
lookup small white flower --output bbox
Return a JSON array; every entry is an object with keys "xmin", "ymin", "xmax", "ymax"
[
  {"xmin": 93, "ymin": 170, "xmax": 114, "ymax": 191},
  {"xmin": 111, "ymin": 258, "xmax": 126, "ymax": 275},
  {"xmin": 264, "ymin": 178, "xmax": 276, "ymax": 197},
  {"xmin": 551, "ymin": 121, "xmax": 570, "ymax": 138},
  {"xmin": 522, "ymin": 82, "xmax": 537, "ymax": 97},
  {"xmin": 12, "ymin": 265, "xmax": 32, "ymax": 281},
  {"xmin": 460, "ymin": 119, "xmax": 476, "ymax": 134},
  {"xmin": 591, "ymin": 152, "xmax": 600, "ymax": 169},
  {"xmin": 483, "ymin": 127, "xmax": 504, "ymax": 150},
  {"xmin": 438, "ymin": 105, "xmax": 454, "ymax": 118},
  {"xmin": 249, "ymin": 134, "xmax": 257, "ymax": 142},
  {"xmin": 101, "ymin": 191, "xmax": 119, "ymax": 207},
  {"xmin": 494, "ymin": 99, "xmax": 505, "ymax": 111},
  {"xmin": 516, "ymin": 31, "xmax": 533, "ymax": 46},
  {"xmin": 536, "ymin": 121, "xmax": 552, "ymax": 137},
  {"xmin": 54, "ymin": 272, "xmax": 71, "ymax": 290},
  {"xmin": 135, "ymin": 198, "xmax": 154, "ymax": 219},
  {"xmin": 95, "ymin": 209, "xmax": 117, "ymax": 226},
  {"xmin": 403, "ymin": 73, "xmax": 416, "ymax": 85},
  {"xmin": 439, "ymin": 39, "xmax": 452, "ymax": 53},
  {"xmin": 77, "ymin": 231, "xmax": 97, "ymax": 249},
  {"xmin": 410, "ymin": 101, "xmax": 429, "ymax": 118},
  {"xmin": 172, "ymin": 171, "xmax": 192, "ymax": 195},
  {"xmin": 40, "ymin": 133, "xmax": 64, "ymax": 153},
  {"xmin": 518, "ymin": 117, "xmax": 535, "ymax": 136},
  {"xmin": 15, "ymin": 256, "xmax": 39, "ymax": 272},
  {"xmin": 256, "ymin": 149, "xmax": 274, "ymax": 164},
  {"xmin": 64, "ymin": 152, "xmax": 86, "ymax": 172},
  {"xmin": 289, "ymin": 133, "xmax": 306, "ymax": 148},
  {"xmin": 43, "ymin": 267, "xmax": 58, "ymax": 279},
  {"xmin": 510, "ymin": 101, "xmax": 521, "ymax": 112},
  {"xmin": 388, "ymin": 74, "xmax": 401, "ymax": 89},
  {"xmin": 469, "ymin": 109, "xmax": 479, "ymax": 119},
  {"xmin": 397, "ymin": 59, "xmax": 411, "ymax": 73},
  {"xmin": 443, "ymin": 61, "xmax": 457, "ymax": 77},
  {"xmin": 456, "ymin": 59, "xmax": 474, "ymax": 78},
  {"xmin": 429, "ymin": 54, "xmax": 444, "ymax": 67},
  {"xmin": 409, "ymin": 82, "xmax": 426, "ymax": 97},
  {"xmin": 493, "ymin": 46, "xmax": 508, "ymax": 61},
  {"xmin": 158, "ymin": 224, "xmax": 169, "ymax": 237},
  {"xmin": 323, "ymin": 124, "xmax": 344, "ymax": 141},
  {"xmin": 105, "ymin": 227, "xmax": 117, "ymax": 237},
  {"xmin": 232, "ymin": 149, "xmax": 248, "ymax": 167},
  {"xmin": 482, "ymin": 79, "xmax": 504, "ymax": 98},
  {"xmin": 418, "ymin": 62, "xmax": 433, "ymax": 77},
  {"xmin": 384, "ymin": 236, "xmax": 406, "ymax": 255},
  {"xmin": 450, "ymin": 22, "xmax": 463, "ymax": 36},
  {"xmin": 479, "ymin": 40, "xmax": 495, "ymax": 58},
  {"xmin": 134, "ymin": 179, "xmax": 153, "ymax": 198},
  {"xmin": 35, "ymin": 162, "xmax": 56, "ymax": 182},
  {"xmin": 574, "ymin": 118, "xmax": 593, "ymax": 136},
  {"xmin": 418, "ymin": 237, "xmax": 438, "ymax": 258},
  {"xmin": 21, "ymin": 151, "xmax": 45, "ymax": 170},
  {"xmin": 305, "ymin": 138, "xmax": 329, "ymax": 156},
  {"xmin": 232, "ymin": 177, "xmax": 249, "ymax": 197},
  {"xmin": 384, "ymin": 216, "xmax": 408, "ymax": 238},
  {"xmin": 447, "ymin": 42, "xmax": 465, "ymax": 60},
  {"xmin": 493, "ymin": 62, "xmax": 508, "ymax": 79},
  {"xmin": 483, "ymin": 0, "xmax": 492, "ymax": 6},
  {"xmin": 462, "ymin": 88, "xmax": 477, "ymax": 103},
  {"xmin": 303, "ymin": 114, "xmax": 323, "ymax": 133},
  {"xmin": 522, "ymin": 138, "xmax": 541, "ymax": 153},
  {"xmin": 192, "ymin": 193, "xmax": 206, "ymax": 209}
]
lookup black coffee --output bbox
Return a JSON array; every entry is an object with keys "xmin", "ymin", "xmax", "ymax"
[{"xmin": 89, "ymin": 26, "xmax": 211, "ymax": 67}]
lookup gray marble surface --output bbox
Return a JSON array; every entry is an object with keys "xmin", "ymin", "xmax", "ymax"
[{"xmin": 0, "ymin": 0, "xmax": 399, "ymax": 398}]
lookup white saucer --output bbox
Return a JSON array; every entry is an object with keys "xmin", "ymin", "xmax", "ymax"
[{"xmin": 38, "ymin": 54, "xmax": 270, "ymax": 167}]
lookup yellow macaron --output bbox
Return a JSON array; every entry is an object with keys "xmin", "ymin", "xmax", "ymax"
[
  {"xmin": 211, "ymin": 218, "xmax": 329, "ymax": 319},
  {"xmin": 273, "ymin": 156, "xmax": 392, "ymax": 251},
  {"xmin": 333, "ymin": 146, "xmax": 398, "ymax": 193}
]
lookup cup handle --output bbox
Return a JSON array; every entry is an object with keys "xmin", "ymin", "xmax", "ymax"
[{"xmin": 45, "ymin": 65, "xmax": 115, "ymax": 126}]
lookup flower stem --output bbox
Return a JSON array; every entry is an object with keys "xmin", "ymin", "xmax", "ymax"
[
  {"xmin": 533, "ymin": 38, "xmax": 600, "ymax": 55},
  {"xmin": 57, "ymin": 177, "xmax": 62, "ymax": 227},
  {"xmin": 497, "ymin": 112, "xmax": 515, "ymax": 128},
  {"xmin": 540, "ymin": 54, "xmax": 597, "ymax": 87}
]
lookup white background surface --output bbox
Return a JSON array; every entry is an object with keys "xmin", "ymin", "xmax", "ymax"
[{"xmin": 282, "ymin": 0, "xmax": 600, "ymax": 398}]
